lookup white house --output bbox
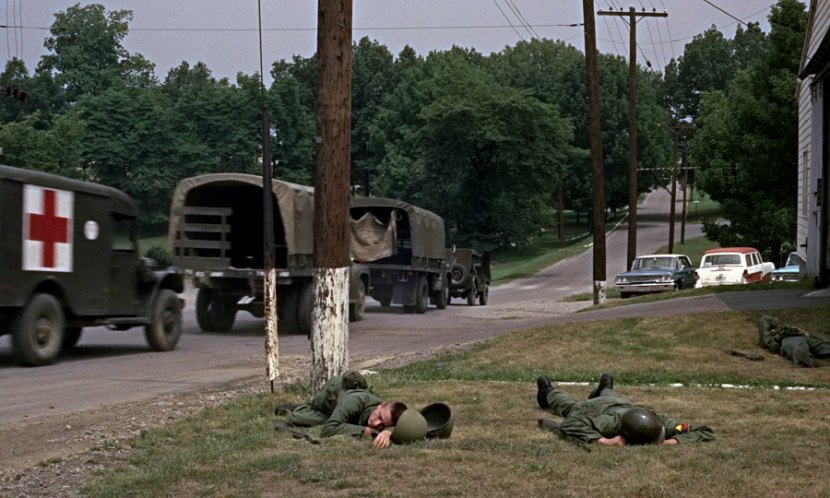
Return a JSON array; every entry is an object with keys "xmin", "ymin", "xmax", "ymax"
[{"xmin": 798, "ymin": 0, "xmax": 830, "ymax": 285}]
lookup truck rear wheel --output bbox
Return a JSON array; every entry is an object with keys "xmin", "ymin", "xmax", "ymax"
[
  {"xmin": 145, "ymin": 289, "xmax": 182, "ymax": 351},
  {"xmin": 432, "ymin": 276, "xmax": 449, "ymax": 310},
  {"xmin": 349, "ymin": 282, "xmax": 366, "ymax": 322},
  {"xmin": 296, "ymin": 282, "xmax": 314, "ymax": 336},
  {"xmin": 279, "ymin": 287, "xmax": 300, "ymax": 334},
  {"xmin": 414, "ymin": 276, "xmax": 429, "ymax": 314},
  {"xmin": 196, "ymin": 287, "xmax": 237, "ymax": 332},
  {"xmin": 13, "ymin": 294, "xmax": 65, "ymax": 366}
]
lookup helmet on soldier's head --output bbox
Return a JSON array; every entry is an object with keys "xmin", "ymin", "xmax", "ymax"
[
  {"xmin": 620, "ymin": 407, "xmax": 665, "ymax": 445},
  {"xmin": 420, "ymin": 402, "xmax": 454, "ymax": 439},
  {"xmin": 391, "ymin": 409, "xmax": 428, "ymax": 444}
]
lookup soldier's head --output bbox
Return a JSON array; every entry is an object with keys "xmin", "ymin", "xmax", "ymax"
[
  {"xmin": 367, "ymin": 401, "xmax": 408, "ymax": 432},
  {"xmin": 620, "ymin": 407, "xmax": 665, "ymax": 445}
]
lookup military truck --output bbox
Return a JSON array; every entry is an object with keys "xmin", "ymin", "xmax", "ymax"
[
  {"xmin": 168, "ymin": 173, "xmax": 368, "ymax": 335},
  {"xmin": 0, "ymin": 165, "xmax": 184, "ymax": 366},
  {"xmin": 349, "ymin": 197, "xmax": 450, "ymax": 313},
  {"xmin": 446, "ymin": 247, "xmax": 491, "ymax": 305}
]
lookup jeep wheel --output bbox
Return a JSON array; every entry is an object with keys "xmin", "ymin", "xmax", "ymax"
[
  {"xmin": 63, "ymin": 327, "xmax": 83, "ymax": 349},
  {"xmin": 349, "ymin": 282, "xmax": 366, "ymax": 322},
  {"xmin": 467, "ymin": 282, "xmax": 478, "ymax": 306},
  {"xmin": 13, "ymin": 294, "xmax": 65, "ymax": 366},
  {"xmin": 479, "ymin": 285, "xmax": 489, "ymax": 306},
  {"xmin": 145, "ymin": 289, "xmax": 182, "ymax": 351},
  {"xmin": 450, "ymin": 263, "xmax": 467, "ymax": 286}
]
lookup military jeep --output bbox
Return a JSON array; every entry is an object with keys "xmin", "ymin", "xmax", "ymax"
[
  {"xmin": 446, "ymin": 247, "xmax": 491, "ymax": 305},
  {"xmin": 0, "ymin": 165, "xmax": 184, "ymax": 366}
]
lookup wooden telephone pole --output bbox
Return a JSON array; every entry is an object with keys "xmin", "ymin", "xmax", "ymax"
[
  {"xmin": 598, "ymin": 7, "xmax": 666, "ymax": 271},
  {"xmin": 583, "ymin": 0, "xmax": 607, "ymax": 304},
  {"xmin": 311, "ymin": 0, "xmax": 352, "ymax": 391}
]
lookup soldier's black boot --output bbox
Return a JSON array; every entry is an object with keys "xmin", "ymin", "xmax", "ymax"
[
  {"xmin": 588, "ymin": 373, "xmax": 613, "ymax": 399},
  {"xmin": 537, "ymin": 375, "xmax": 553, "ymax": 409}
]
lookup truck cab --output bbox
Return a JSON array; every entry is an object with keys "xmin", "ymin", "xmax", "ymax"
[{"xmin": 0, "ymin": 165, "xmax": 184, "ymax": 366}]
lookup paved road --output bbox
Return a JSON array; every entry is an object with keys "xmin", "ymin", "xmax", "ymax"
[{"xmin": 1, "ymin": 189, "xmax": 827, "ymax": 428}]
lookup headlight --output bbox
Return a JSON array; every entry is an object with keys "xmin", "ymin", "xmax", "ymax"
[
  {"xmin": 616, "ymin": 277, "xmax": 628, "ymax": 284},
  {"xmin": 660, "ymin": 274, "xmax": 673, "ymax": 282}
]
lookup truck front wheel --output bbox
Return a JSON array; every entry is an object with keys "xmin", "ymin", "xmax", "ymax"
[
  {"xmin": 145, "ymin": 289, "xmax": 182, "ymax": 351},
  {"xmin": 13, "ymin": 294, "xmax": 65, "ymax": 366}
]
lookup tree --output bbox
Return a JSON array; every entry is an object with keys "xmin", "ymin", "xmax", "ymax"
[
  {"xmin": 690, "ymin": 0, "xmax": 807, "ymax": 262},
  {"xmin": 39, "ymin": 4, "xmax": 154, "ymax": 104}
]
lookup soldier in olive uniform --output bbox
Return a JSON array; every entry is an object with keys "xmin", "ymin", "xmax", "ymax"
[
  {"xmin": 276, "ymin": 370, "xmax": 422, "ymax": 449},
  {"xmin": 536, "ymin": 373, "xmax": 714, "ymax": 446},
  {"xmin": 758, "ymin": 315, "xmax": 830, "ymax": 367}
]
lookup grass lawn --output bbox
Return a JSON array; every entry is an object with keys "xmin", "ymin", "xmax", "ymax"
[{"xmin": 81, "ymin": 303, "xmax": 830, "ymax": 498}]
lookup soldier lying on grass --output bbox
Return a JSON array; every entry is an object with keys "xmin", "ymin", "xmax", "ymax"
[
  {"xmin": 536, "ymin": 373, "xmax": 714, "ymax": 447},
  {"xmin": 274, "ymin": 370, "xmax": 427, "ymax": 449}
]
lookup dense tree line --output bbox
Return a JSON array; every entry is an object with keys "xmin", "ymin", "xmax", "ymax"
[{"xmin": 0, "ymin": 2, "xmax": 805, "ymax": 254}]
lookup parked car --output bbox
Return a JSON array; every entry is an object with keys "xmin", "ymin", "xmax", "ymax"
[
  {"xmin": 770, "ymin": 252, "xmax": 805, "ymax": 282},
  {"xmin": 614, "ymin": 254, "xmax": 696, "ymax": 298},
  {"xmin": 693, "ymin": 247, "xmax": 775, "ymax": 288},
  {"xmin": 446, "ymin": 247, "xmax": 491, "ymax": 305}
]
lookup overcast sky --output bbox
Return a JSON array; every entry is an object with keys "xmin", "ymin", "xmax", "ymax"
[{"xmin": 2, "ymin": 1, "xmax": 778, "ymax": 84}]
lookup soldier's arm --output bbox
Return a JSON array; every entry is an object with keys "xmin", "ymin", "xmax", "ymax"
[{"xmin": 320, "ymin": 396, "xmax": 368, "ymax": 438}]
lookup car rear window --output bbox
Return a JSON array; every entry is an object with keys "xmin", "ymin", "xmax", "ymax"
[{"xmin": 702, "ymin": 254, "xmax": 741, "ymax": 266}]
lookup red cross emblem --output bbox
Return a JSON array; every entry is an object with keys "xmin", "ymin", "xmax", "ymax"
[{"xmin": 22, "ymin": 185, "xmax": 74, "ymax": 272}]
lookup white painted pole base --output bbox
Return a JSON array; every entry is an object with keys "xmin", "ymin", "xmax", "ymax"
[
  {"xmin": 593, "ymin": 280, "xmax": 607, "ymax": 305},
  {"xmin": 264, "ymin": 267, "xmax": 279, "ymax": 382},
  {"xmin": 310, "ymin": 267, "xmax": 350, "ymax": 391}
]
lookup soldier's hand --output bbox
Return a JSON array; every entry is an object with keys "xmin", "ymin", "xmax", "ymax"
[
  {"xmin": 662, "ymin": 438, "xmax": 678, "ymax": 445},
  {"xmin": 372, "ymin": 429, "xmax": 393, "ymax": 449},
  {"xmin": 596, "ymin": 436, "xmax": 626, "ymax": 447}
]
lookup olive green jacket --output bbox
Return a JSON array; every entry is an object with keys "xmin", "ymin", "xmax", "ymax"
[
  {"xmin": 320, "ymin": 390, "xmax": 383, "ymax": 438},
  {"xmin": 559, "ymin": 396, "xmax": 714, "ymax": 444}
]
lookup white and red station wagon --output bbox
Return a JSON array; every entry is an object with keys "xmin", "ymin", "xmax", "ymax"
[{"xmin": 693, "ymin": 247, "xmax": 775, "ymax": 288}]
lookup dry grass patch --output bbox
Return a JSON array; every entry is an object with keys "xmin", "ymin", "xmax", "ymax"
[{"xmin": 83, "ymin": 306, "xmax": 830, "ymax": 497}]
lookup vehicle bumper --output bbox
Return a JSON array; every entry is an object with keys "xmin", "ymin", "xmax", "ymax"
[{"xmin": 615, "ymin": 283, "xmax": 676, "ymax": 294}]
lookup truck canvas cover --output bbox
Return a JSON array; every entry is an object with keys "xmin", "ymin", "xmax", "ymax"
[
  {"xmin": 350, "ymin": 196, "xmax": 446, "ymax": 262},
  {"xmin": 167, "ymin": 173, "xmax": 314, "ymax": 269}
]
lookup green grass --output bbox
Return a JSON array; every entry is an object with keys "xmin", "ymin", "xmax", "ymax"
[
  {"xmin": 490, "ymin": 211, "xmax": 627, "ymax": 283},
  {"xmin": 80, "ymin": 303, "xmax": 830, "ymax": 498}
]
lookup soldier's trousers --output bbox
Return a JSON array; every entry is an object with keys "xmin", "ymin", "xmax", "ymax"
[{"xmin": 545, "ymin": 385, "xmax": 622, "ymax": 417}]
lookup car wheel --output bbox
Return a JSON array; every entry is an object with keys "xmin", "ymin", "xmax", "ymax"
[
  {"xmin": 467, "ymin": 281, "xmax": 478, "ymax": 306},
  {"xmin": 62, "ymin": 327, "xmax": 83, "ymax": 349},
  {"xmin": 13, "ymin": 294, "xmax": 65, "ymax": 367},
  {"xmin": 144, "ymin": 289, "xmax": 182, "ymax": 351},
  {"xmin": 479, "ymin": 285, "xmax": 489, "ymax": 306},
  {"xmin": 349, "ymin": 282, "xmax": 366, "ymax": 322},
  {"xmin": 674, "ymin": 281, "xmax": 682, "ymax": 291},
  {"xmin": 620, "ymin": 292, "xmax": 631, "ymax": 299}
]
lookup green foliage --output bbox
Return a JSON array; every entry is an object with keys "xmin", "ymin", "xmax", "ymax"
[{"xmin": 690, "ymin": 0, "xmax": 806, "ymax": 263}]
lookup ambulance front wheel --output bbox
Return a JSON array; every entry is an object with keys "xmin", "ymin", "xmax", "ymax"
[
  {"xmin": 13, "ymin": 293, "xmax": 65, "ymax": 367},
  {"xmin": 145, "ymin": 289, "xmax": 182, "ymax": 351}
]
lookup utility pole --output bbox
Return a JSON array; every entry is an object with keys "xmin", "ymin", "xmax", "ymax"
[
  {"xmin": 680, "ymin": 146, "xmax": 688, "ymax": 245},
  {"xmin": 583, "ymin": 0, "xmax": 607, "ymax": 304},
  {"xmin": 258, "ymin": 0, "xmax": 279, "ymax": 391},
  {"xmin": 598, "ymin": 7, "xmax": 667, "ymax": 271},
  {"xmin": 311, "ymin": 0, "xmax": 352, "ymax": 391}
]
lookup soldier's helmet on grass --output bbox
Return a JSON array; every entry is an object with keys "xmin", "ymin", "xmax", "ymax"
[
  {"xmin": 620, "ymin": 407, "xmax": 665, "ymax": 445},
  {"xmin": 420, "ymin": 402, "xmax": 454, "ymax": 439},
  {"xmin": 391, "ymin": 409, "xmax": 428, "ymax": 444}
]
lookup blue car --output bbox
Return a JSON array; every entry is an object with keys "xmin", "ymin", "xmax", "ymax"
[
  {"xmin": 770, "ymin": 252, "xmax": 805, "ymax": 282},
  {"xmin": 614, "ymin": 254, "xmax": 696, "ymax": 298}
]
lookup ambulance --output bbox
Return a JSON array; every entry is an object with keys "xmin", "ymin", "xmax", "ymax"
[{"xmin": 0, "ymin": 164, "xmax": 184, "ymax": 366}]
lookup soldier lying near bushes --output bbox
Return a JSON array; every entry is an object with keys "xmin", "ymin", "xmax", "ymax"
[{"xmin": 758, "ymin": 315, "xmax": 830, "ymax": 367}]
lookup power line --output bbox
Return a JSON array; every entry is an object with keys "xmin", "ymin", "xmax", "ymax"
[{"xmin": 699, "ymin": 0, "xmax": 748, "ymax": 27}]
